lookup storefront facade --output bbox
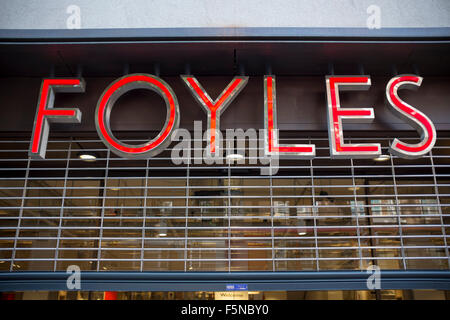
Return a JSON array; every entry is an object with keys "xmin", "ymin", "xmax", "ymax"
[{"xmin": 0, "ymin": 0, "xmax": 449, "ymax": 299}]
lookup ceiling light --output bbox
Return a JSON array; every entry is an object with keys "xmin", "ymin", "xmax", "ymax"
[
  {"xmin": 226, "ymin": 153, "xmax": 244, "ymax": 161},
  {"xmin": 109, "ymin": 187, "xmax": 120, "ymax": 191},
  {"xmin": 298, "ymin": 232, "xmax": 307, "ymax": 236},
  {"xmin": 78, "ymin": 152, "xmax": 97, "ymax": 162},
  {"xmin": 373, "ymin": 155, "xmax": 390, "ymax": 162},
  {"xmin": 157, "ymin": 221, "xmax": 167, "ymax": 237},
  {"xmin": 348, "ymin": 186, "xmax": 360, "ymax": 191}
]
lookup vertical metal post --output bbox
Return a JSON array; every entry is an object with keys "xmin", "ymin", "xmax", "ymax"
[
  {"xmin": 227, "ymin": 159, "xmax": 232, "ymax": 272},
  {"xmin": 184, "ymin": 144, "xmax": 190, "ymax": 272},
  {"xmin": 429, "ymin": 149, "xmax": 450, "ymax": 267},
  {"xmin": 10, "ymin": 157, "xmax": 31, "ymax": 271},
  {"xmin": 363, "ymin": 177, "xmax": 378, "ymax": 267},
  {"xmin": 140, "ymin": 159, "xmax": 149, "ymax": 272},
  {"xmin": 350, "ymin": 156, "xmax": 363, "ymax": 270},
  {"xmin": 96, "ymin": 149, "xmax": 110, "ymax": 271},
  {"xmin": 310, "ymin": 138, "xmax": 319, "ymax": 271},
  {"xmin": 390, "ymin": 150, "xmax": 407, "ymax": 270},
  {"xmin": 269, "ymin": 159, "xmax": 275, "ymax": 271},
  {"xmin": 53, "ymin": 138, "xmax": 72, "ymax": 271}
]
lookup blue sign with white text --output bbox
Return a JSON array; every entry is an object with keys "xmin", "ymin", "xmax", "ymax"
[{"xmin": 226, "ymin": 284, "xmax": 248, "ymax": 291}]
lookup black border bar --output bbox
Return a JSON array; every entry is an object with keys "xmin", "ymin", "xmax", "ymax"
[{"xmin": 0, "ymin": 270, "xmax": 449, "ymax": 292}]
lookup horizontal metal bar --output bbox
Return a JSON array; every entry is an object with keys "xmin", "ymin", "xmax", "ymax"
[
  {"xmin": 1, "ymin": 214, "xmax": 448, "ymax": 219},
  {"xmin": 3, "ymin": 183, "xmax": 450, "ymax": 190},
  {"xmin": 6, "ymin": 256, "xmax": 449, "ymax": 262},
  {"xmin": 2, "ymin": 245, "xmax": 446, "ymax": 251},
  {"xmin": 3, "ymin": 224, "xmax": 449, "ymax": 230},
  {"xmin": 4, "ymin": 163, "xmax": 450, "ymax": 169},
  {"xmin": 0, "ymin": 193, "xmax": 446, "ymax": 200},
  {"xmin": 2, "ymin": 235, "xmax": 448, "ymax": 240},
  {"xmin": 0, "ymin": 203, "xmax": 446, "ymax": 210}
]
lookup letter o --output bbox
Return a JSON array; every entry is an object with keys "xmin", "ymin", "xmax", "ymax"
[{"xmin": 95, "ymin": 74, "xmax": 180, "ymax": 158}]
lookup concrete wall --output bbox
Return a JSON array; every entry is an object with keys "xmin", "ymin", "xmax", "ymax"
[{"xmin": 0, "ymin": 0, "xmax": 449, "ymax": 30}]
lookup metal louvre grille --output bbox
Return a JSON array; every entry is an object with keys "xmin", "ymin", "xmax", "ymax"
[{"xmin": 0, "ymin": 134, "xmax": 449, "ymax": 272}]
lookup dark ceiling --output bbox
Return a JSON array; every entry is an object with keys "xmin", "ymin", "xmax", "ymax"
[{"xmin": 1, "ymin": 40, "xmax": 450, "ymax": 78}]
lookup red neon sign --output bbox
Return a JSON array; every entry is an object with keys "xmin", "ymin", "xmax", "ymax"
[
  {"xmin": 95, "ymin": 74, "xmax": 180, "ymax": 158},
  {"xmin": 29, "ymin": 78, "xmax": 85, "ymax": 159},
  {"xmin": 325, "ymin": 76, "xmax": 381, "ymax": 158},
  {"xmin": 28, "ymin": 74, "xmax": 437, "ymax": 161},
  {"xmin": 181, "ymin": 75, "xmax": 248, "ymax": 154},
  {"xmin": 264, "ymin": 75, "xmax": 315, "ymax": 158},
  {"xmin": 386, "ymin": 75, "xmax": 436, "ymax": 159}
]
